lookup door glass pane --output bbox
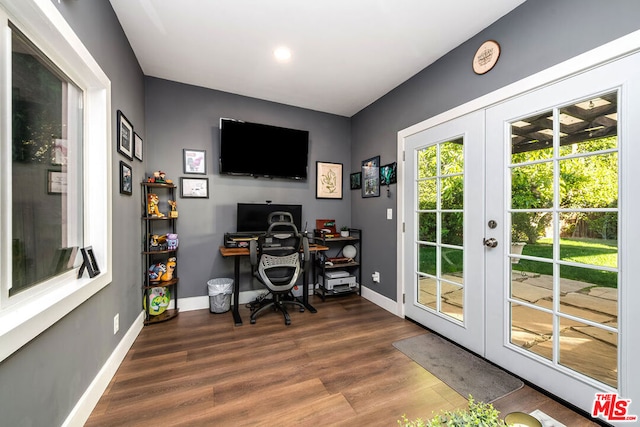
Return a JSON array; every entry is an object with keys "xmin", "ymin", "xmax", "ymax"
[
  {"xmin": 508, "ymin": 91, "xmax": 618, "ymax": 388},
  {"xmin": 415, "ymin": 138, "xmax": 464, "ymax": 322}
]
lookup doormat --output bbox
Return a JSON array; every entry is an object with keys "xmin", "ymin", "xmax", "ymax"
[{"xmin": 393, "ymin": 333, "xmax": 523, "ymax": 403}]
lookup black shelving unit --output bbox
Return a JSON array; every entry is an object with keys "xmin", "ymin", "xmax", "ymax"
[
  {"xmin": 141, "ymin": 182, "xmax": 179, "ymax": 324},
  {"xmin": 313, "ymin": 228, "xmax": 361, "ymax": 300}
]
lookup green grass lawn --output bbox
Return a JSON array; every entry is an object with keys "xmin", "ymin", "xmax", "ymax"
[{"xmin": 418, "ymin": 238, "xmax": 618, "ymax": 288}]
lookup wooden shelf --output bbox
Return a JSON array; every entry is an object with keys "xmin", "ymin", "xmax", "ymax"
[
  {"xmin": 144, "ymin": 308, "xmax": 179, "ymax": 325},
  {"xmin": 144, "ymin": 277, "xmax": 179, "ymax": 290}
]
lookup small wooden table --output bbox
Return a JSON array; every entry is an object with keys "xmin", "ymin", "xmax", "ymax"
[{"xmin": 219, "ymin": 244, "xmax": 328, "ymax": 325}]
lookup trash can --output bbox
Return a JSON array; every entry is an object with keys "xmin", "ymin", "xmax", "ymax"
[{"xmin": 207, "ymin": 278, "xmax": 233, "ymax": 313}]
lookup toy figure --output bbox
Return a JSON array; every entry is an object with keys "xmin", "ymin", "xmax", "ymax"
[
  {"xmin": 148, "ymin": 262, "xmax": 166, "ymax": 282},
  {"xmin": 147, "ymin": 193, "xmax": 164, "ymax": 217},
  {"xmin": 149, "ymin": 234, "xmax": 167, "ymax": 251},
  {"xmin": 166, "ymin": 233, "xmax": 178, "ymax": 250},
  {"xmin": 168, "ymin": 200, "xmax": 178, "ymax": 218},
  {"xmin": 160, "ymin": 257, "xmax": 176, "ymax": 281}
]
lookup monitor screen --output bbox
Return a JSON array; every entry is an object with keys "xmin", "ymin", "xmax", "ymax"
[
  {"xmin": 236, "ymin": 203, "xmax": 303, "ymax": 233},
  {"xmin": 219, "ymin": 118, "xmax": 309, "ymax": 180}
]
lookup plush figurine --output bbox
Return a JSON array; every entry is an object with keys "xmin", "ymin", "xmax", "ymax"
[
  {"xmin": 168, "ymin": 200, "xmax": 178, "ymax": 218},
  {"xmin": 160, "ymin": 257, "xmax": 176, "ymax": 281},
  {"xmin": 148, "ymin": 262, "xmax": 166, "ymax": 282},
  {"xmin": 166, "ymin": 233, "xmax": 178, "ymax": 250},
  {"xmin": 147, "ymin": 193, "xmax": 164, "ymax": 217}
]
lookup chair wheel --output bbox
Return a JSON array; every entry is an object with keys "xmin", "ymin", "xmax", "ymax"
[
  {"xmin": 299, "ymin": 307, "xmax": 305, "ymax": 312},
  {"xmin": 250, "ymin": 319, "xmax": 256, "ymax": 324},
  {"xmin": 285, "ymin": 320, "xmax": 291, "ymax": 325}
]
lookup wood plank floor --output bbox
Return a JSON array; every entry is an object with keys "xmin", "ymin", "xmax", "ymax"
[{"xmin": 86, "ymin": 295, "xmax": 601, "ymax": 426}]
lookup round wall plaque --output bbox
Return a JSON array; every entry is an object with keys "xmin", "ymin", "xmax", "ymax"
[{"xmin": 473, "ymin": 40, "xmax": 500, "ymax": 75}]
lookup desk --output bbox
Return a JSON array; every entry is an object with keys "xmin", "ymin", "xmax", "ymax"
[{"xmin": 219, "ymin": 244, "xmax": 328, "ymax": 325}]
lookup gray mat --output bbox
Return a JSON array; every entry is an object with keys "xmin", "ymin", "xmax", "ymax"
[{"xmin": 393, "ymin": 333, "xmax": 523, "ymax": 403}]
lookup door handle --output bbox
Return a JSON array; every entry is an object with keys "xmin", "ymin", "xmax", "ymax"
[{"xmin": 483, "ymin": 238, "xmax": 498, "ymax": 248}]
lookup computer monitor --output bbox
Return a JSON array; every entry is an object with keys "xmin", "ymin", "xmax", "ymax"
[{"xmin": 236, "ymin": 203, "xmax": 303, "ymax": 233}]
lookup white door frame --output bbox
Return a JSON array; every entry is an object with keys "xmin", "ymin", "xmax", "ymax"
[{"xmin": 397, "ymin": 29, "xmax": 640, "ymax": 319}]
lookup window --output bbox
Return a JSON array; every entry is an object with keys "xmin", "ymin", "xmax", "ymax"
[{"xmin": 0, "ymin": 0, "xmax": 112, "ymax": 362}]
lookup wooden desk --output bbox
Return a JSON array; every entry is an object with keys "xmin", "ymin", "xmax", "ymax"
[{"xmin": 219, "ymin": 244, "xmax": 328, "ymax": 325}]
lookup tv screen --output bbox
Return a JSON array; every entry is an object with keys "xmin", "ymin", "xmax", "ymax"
[
  {"xmin": 219, "ymin": 118, "xmax": 309, "ymax": 180},
  {"xmin": 236, "ymin": 203, "xmax": 303, "ymax": 233}
]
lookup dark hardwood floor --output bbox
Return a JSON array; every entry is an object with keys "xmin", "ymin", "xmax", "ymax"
[{"xmin": 86, "ymin": 294, "xmax": 600, "ymax": 426}]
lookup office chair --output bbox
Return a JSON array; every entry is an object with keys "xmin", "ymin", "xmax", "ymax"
[{"xmin": 249, "ymin": 212, "xmax": 309, "ymax": 325}]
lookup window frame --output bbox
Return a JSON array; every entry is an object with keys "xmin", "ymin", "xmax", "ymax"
[{"xmin": 0, "ymin": 0, "xmax": 112, "ymax": 362}]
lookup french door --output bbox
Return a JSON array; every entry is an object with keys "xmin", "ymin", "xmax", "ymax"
[{"xmin": 403, "ymin": 51, "xmax": 640, "ymax": 420}]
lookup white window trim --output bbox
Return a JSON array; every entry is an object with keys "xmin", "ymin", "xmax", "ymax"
[{"xmin": 0, "ymin": 0, "xmax": 112, "ymax": 362}]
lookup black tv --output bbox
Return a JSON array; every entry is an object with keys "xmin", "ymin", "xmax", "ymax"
[
  {"xmin": 237, "ymin": 203, "xmax": 303, "ymax": 233},
  {"xmin": 219, "ymin": 118, "xmax": 309, "ymax": 180}
]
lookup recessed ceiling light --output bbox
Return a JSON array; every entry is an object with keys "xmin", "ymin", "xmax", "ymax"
[{"xmin": 274, "ymin": 46, "xmax": 292, "ymax": 62}]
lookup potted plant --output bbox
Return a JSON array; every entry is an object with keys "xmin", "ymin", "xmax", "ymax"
[
  {"xmin": 340, "ymin": 226, "xmax": 350, "ymax": 237},
  {"xmin": 398, "ymin": 396, "xmax": 508, "ymax": 426}
]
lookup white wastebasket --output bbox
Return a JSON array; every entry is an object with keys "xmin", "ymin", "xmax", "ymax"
[{"xmin": 207, "ymin": 278, "xmax": 233, "ymax": 313}]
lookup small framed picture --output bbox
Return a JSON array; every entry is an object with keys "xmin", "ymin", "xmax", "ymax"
[
  {"xmin": 47, "ymin": 170, "xmax": 67, "ymax": 194},
  {"xmin": 180, "ymin": 177, "xmax": 209, "ymax": 198},
  {"xmin": 78, "ymin": 246, "xmax": 100, "ymax": 278},
  {"xmin": 316, "ymin": 161, "xmax": 343, "ymax": 199},
  {"xmin": 134, "ymin": 132, "xmax": 143, "ymax": 161},
  {"xmin": 117, "ymin": 110, "xmax": 134, "ymax": 160},
  {"xmin": 350, "ymin": 172, "xmax": 362, "ymax": 190},
  {"xmin": 183, "ymin": 149, "xmax": 206, "ymax": 174},
  {"xmin": 119, "ymin": 161, "xmax": 132, "ymax": 195},
  {"xmin": 380, "ymin": 162, "xmax": 397, "ymax": 185},
  {"xmin": 362, "ymin": 155, "xmax": 380, "ymax": 198}
]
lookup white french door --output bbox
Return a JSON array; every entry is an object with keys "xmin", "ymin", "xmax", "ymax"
[
  {"xmin": 403, "ymin": 110, "xmax": 485, "ymax": 355},
  {"xmin": 402, "ymin": 51, "xmax": 640, "ymax": 421}
]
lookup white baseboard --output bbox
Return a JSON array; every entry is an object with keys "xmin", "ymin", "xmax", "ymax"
[
  {"xmin": 175, "ymin": 290, "xmax": 270, "ymax": 312},
  {"xmin": 361, "ymin": 286, "xmax": 401, "ymax": 317},
  {"xmin": 62, "ymin": 310, "xmax": 144, "ymax": 427}
]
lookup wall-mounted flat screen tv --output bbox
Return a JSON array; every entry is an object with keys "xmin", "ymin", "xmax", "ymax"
[
  {"xmin": 236, "ymin": 203, "xmax": 303, "ymax": 233},
  {"xmin": 219, "ymin": 118, "xmax": 309, "ymax": 180}
]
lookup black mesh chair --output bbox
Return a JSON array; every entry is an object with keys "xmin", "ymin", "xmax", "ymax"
[{"xmin": 249, "ymin": 212, "xmax": 309, "ymax": 325}]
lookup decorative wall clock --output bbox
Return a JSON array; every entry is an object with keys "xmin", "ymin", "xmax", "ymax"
[{"xmin": 473, "ymin": 40, "xmax": 500, "ymax": 75}]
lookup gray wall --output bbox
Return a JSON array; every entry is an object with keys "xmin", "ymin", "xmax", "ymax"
[
  {"xmin": 351, "ymin": 0, "xmax": 640, "ymax": 300},
  {"xmin": 145, "ymin": 77, "xmax": 351, "ymax": 296},
  {"xmin": 0, "ymin": 1, "xmax": 145, "ymax": 426}
]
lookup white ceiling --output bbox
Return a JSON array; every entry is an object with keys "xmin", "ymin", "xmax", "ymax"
[{"xmin": 109, "ymin": 0, "xmax": 525, "ymax": 117}]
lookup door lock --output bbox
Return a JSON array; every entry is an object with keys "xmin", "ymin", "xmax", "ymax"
[{"xmin": 483, "ymin": 237, "xmax": 498, "ymax": 248}]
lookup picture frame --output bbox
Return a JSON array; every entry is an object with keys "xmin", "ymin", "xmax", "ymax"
[
  {"xmin": 134, "ymin": 132, "xmax": 143, "ymax": 161},
  {"xmin": 180, "ymin": 177, "xmax": 209, "ymax": 198},
  {"xmin": 316, "ymin": 161, "xmax": 343, "ymax": 199},
  {"xmin": 183, "ymin": 149, "xmax": 206, "ymax": 174},
  {"xmin": 119, "ymin": 161, "xmax": 132, "ymax": 195},
  {"xmin": 47, "ymin": 170, "xmax": 67, "ymax": 194},
  {"xmin": 51, "ymin": 138, "xmax": 68, "ymax": 165},
  {"xmin": 361, "ymin": 155, "xmax": 380, "ymax": 198},
  {"xmin": 350, "ymin": 172, "xmax": 362, "ymax": 190},
  {"xmin": 78, "ymin": 246, "xmax": 100, "ymax": 279},
  {"xmin": 117, "ymin": 110, "xmax": 134, "ymax": 160},
  {"xmin": 380, "ymin": 162, "xmax": 397, "ymax": 185}
]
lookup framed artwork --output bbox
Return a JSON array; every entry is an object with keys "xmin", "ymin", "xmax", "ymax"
[
  {"xmin": 134, "ymin": 132, "xmax": 143, "ymax": 161},
  {"xmin": 47, "ymin": 170, "xmax": 67, "ymax": 194},
  {"xmin": 51, "ymin": 138, "xmax": 68, "ymax": 165},
  {"xmin": 119, "ymin": 161, "xmax": 132, "ymax": 195},
  {"xmin": 380, "ymin": 162, "xmax": 397, "ymax": 185},
  {"xmin": 361, "ymin": 155, "xmax": 380, "ymax": 198},
  {"xmin": 117, "ymin": 110, "xmax": 133, "ymax": 160},
  {"xmin": 316, "ymin": 161, "xmax": 343, "ymax": 199},
  {"xmin": 78, "ymin": 246, "xmax": 100, "ymax": 279},
  {"xmin": 183, "ymin": 149, "xmax": 206, "ymax": 174},
  {"xmin": 350, "ymin": 172, "xmax": 362, "ymax": 190},
  {"xmin": 180, "ymin": 177, "xmax": 209, "ymax": 198}
]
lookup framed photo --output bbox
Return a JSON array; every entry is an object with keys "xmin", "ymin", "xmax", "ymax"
[
  {"xmin": 51, "ymin": 138, "xmax": 67, "ymax": 165},
  {"xmin": 117, "ymin": 110, "xmax": 134, "ymax": 160},
  {"xmin": 119, "ymin": 161, "xmax": 132, "ymax": 195},
  {"xmin": 350, "ymin": 172, "xmax": 362, "ymax": 190},
  {"xmin": 180, "ymin": 177, "xmax": 209, "ymax": 198},
  {"xmin": 78, "ymin": 246, "xmax": 100, "ymax": 279},
  {"xmin": 316, "ymin": 161, "xmax": 343, "ymax": 199},
  {"xmin": 134, "ymin": 132, "xmax": 143, "ymax": 161},
  {"xmin": 380, "ymin": 162, "xmax": 397, "ymax": 185},
  {"xmin": 361, "ymin": 155, "xmax": 380, "ymax": 198},
  {"xmin": 47, "ymin": 170, "xmax": 67, "ymax": 194},
  {"xmin": 183, "ymin": 149, "xmax": 206, "ymax": 174}
]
